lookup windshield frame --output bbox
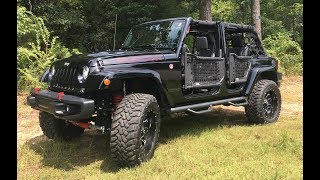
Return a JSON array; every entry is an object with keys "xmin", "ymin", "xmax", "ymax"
[{"xmin": 122, "ymin": 18, "xmax": 189, "ymax": 53}]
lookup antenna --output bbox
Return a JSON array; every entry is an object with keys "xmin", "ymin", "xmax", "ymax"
[{"xmin": 113, "ymin": 14, "xmax": 117, "ymax": 51}]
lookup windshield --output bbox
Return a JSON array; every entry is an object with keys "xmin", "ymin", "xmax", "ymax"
[{"xmin": 122, "ymin": 20, "xmax": 185, "ymax": 51}]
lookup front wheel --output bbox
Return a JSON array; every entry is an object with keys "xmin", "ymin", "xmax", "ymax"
[
  {"xmin": 110, "ymin": 93, "xmax": 161, "ymax": 167},
  {"xmin": 39, "ymin": 111, "xmax": 84, "ymax": 141},
  {"xmin": 245, "ymin": 79, "xmax": 281, "ymax": 123}
]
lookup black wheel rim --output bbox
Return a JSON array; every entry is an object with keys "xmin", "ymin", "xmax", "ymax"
[
  {"xmin": 140, "ymin": 110, "xmax": 156, "ymax": 156},
  {"xmin": 263, "ymin": 90, "xmax": 278, "ymax": 118}
]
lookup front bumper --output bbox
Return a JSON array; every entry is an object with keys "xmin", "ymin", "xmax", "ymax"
[{"xmin": 27, "ymin": 89, "xmax": 95, "ymax": 121}]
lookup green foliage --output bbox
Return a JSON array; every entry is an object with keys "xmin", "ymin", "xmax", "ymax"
[
  {"xmin": 19, "ymin": 0, "xmax": 302, "ymax": 49},
  {"xmin": 262, "ymin": 18, "xmax": 287, "ymax": 39},
  {"xmin": 261, "ymin": 0, "xmax": 303, "ymax": 47},
  {"xmin": 17, "ymin": 6, "xmax": 81, "ymax": 91},
  {"xmin": 210, "ymin": 0, "xmax": 303, "ymax": 49},
  {"xmin": 211, "ymin": 0, "xmax": 237, "ymax": 22},
  {"xmin": 289, "ymin": 3, "xmax": 303, "ymax": 47},
  {"xmin": 17, "ymin": 0, "xmax": 303, "ymax": 79},
  {"xmin": 263, "ymin": 32, "xmax": 302, "ymax": 75},
  {"xmin": 19, "ymin": 0, "xmax": 198, "ymax": 52},
  {"xmin": 17, "ymin": 5, "xmax": 41, "ymax": 48}
]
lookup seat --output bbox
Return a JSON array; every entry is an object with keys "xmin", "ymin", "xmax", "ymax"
[
  {"xmin": 228, "ymin": 35, "xmax": 248, "ymax": 56},
  {"xmin": 195, "ymin": 36, "xmax": 213, "ymax": 57}
]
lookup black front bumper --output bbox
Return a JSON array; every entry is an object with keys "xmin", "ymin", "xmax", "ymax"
[{"xmin": 27, "ymin": 89, "xmax": 95, "ymax": 121}]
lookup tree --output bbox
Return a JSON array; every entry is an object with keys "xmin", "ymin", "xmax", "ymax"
[
  {"xmin": 18, "ymin": 0, "xmax": 302, "ymax": 50},
  {"xmin": 199, "ymin": 0, "xmax": 212, "ymax": 21},
  {"xmin": 252, "ymin": 0, "xmax": 262, "ymax": 40},
  {"xmin": 17, "ymin": 6, "xmax": 80, "ymax": 90}
]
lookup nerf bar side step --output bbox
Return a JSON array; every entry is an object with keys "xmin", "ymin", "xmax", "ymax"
[{"xmin": 170, "ymin": 97, "xmax": 247, "ymax": 114}]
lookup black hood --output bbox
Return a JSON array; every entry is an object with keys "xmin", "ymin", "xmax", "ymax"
[{"xmin": 53, "ymin": 50, "xmax": 170, "ymax": 67}]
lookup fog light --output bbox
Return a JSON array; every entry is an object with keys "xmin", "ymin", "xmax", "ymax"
[{"xmin": 66, "ymin": 105, "xmax": 70, "ymax": 112}]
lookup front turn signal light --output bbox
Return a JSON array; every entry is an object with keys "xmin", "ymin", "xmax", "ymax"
[{"xmin": 104, "ymin": 79, "xmax": 111, "ymax": 86}]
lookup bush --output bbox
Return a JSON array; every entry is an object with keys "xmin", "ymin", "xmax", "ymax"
[
  {"xmin": 263, "ymin": 32, "xmax": 303, "ymax": 75},
  {"xmin": 17, "ymin": 6, "xmax": 81, "ymax": 91}
]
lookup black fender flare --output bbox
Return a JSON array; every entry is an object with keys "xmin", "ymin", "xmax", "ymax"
[
  {"xmin": 85, "ymin": 68, "xmax": 174, "ymax": 107},
  {"xmin": 245, "ymin": 66, "xmax": 280, "ymax": 95}
]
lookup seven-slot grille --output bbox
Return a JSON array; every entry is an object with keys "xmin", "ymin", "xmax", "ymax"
[{"xmin": 49, "ymin": 66, "xmax": 82, "ymax": 93}]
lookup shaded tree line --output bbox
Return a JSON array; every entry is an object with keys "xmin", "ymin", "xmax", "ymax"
[
  {"xmin": 18, "ymin": 0, "xmax": 198, "ymax": 52},
  {"xmin": 18, "ymin": 0, "xmax": 302, "ymax": 52},
  {"xmin": 17, "ymin": 0, "xmax": 303, "ymax": 91}
]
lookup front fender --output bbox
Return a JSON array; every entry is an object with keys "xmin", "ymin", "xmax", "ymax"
[
  {"xmin": 85, "ymin": 67, "xmax": 173, "ymax": 106},
  {"xmin": 245, "ymin": 66, "xmax": 279, "ymax": 95},
  {"xmin": 85, "ymin": 68, "xmax": 161, "ymax": 90}
]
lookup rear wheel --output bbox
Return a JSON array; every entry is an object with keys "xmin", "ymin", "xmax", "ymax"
[
  {"xmin": 245, "ymin": 80, "xmax": 281, "ymax": 123},
  {"xmin": 39, "ymin": 111, "xmax": 84, "ymax": 141},
  {"xmin": 110, "ymin": 93, "xmax": 161, "ymax": 167}
]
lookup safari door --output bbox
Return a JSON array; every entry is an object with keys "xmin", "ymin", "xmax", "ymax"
[{"xmin": 181, "ymin": 21, "xmax": 226, "ymax": 99}]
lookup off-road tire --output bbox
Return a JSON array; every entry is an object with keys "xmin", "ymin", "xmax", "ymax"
[
  {"xmin": 110, "ymin": 93, "xmax": 161, "ymax": 167},
  {"xmin": 245, "ymin": 79, "xmax": 281, "ymax": 124},
  {"xmin": 39, "ymin": 111, "xmax": 85, "ymax": 141}
]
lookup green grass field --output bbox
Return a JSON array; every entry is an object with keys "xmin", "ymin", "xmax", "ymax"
[{"xmin": 17, "ymin": 76, "xmax": 302, "ymax": 179}]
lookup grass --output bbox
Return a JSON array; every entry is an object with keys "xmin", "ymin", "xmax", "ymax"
[{"xmin": 17, "ymin": 76, "xmax": 303, "ymax": 179}]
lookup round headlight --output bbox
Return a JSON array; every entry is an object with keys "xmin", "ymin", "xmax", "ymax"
[
  {"xmin": 49, "ymin": 65, "xmax": 55, "ymax": 76},
  {"xmin": 82, "ymin": 66, "xmax": 89, "ymax": 80}
]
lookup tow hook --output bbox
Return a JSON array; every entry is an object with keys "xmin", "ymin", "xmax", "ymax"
[{"xmin": 71, "ymin": 122, "xmax": 106, "ymax": 134}]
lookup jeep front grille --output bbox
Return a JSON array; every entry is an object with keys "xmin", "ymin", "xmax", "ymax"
[{"xmin": 49, "ymin": 66, "xmax": 83, "ymax": 93}]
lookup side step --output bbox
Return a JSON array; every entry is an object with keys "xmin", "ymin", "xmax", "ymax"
[
  {"xmin": 186, "ymin": 109, "xmax": 211, "ymax": 114},
  {"xmin": 170, "ymin": 97, "xmax": 248, "ymax": 114}
]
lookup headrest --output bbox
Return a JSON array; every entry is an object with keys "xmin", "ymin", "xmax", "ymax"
[
  {"xmin": 196, "ymin": 36, "xmax": 208, "ymax": 50},
  {"xmin": 231, "ymin": 35, "xmax": 244, "ymax": 47}
]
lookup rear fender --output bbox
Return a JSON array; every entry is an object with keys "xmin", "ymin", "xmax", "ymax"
[{"xmin": 245, "ymin": 66, "xmax": 279, "ymax": 95}]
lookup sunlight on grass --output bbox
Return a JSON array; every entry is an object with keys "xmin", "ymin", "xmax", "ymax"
[{"xmin": 17, "ymin": 76, "xmax": 302, "ymax": 179}]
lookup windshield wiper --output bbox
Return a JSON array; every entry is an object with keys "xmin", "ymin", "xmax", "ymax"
[{"xmin": 130, "ymin": 45, "xmax": 159, "ymax": 51}]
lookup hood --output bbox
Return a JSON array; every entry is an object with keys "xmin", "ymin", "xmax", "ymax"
[{"xmin": 53, "ymin": 50, "xmax": 168, "ymax": 67}]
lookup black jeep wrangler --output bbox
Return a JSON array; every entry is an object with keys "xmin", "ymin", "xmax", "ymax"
[{"xmin": 27, "ymin": 17, "xmax": 282, "ymax": 167}]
